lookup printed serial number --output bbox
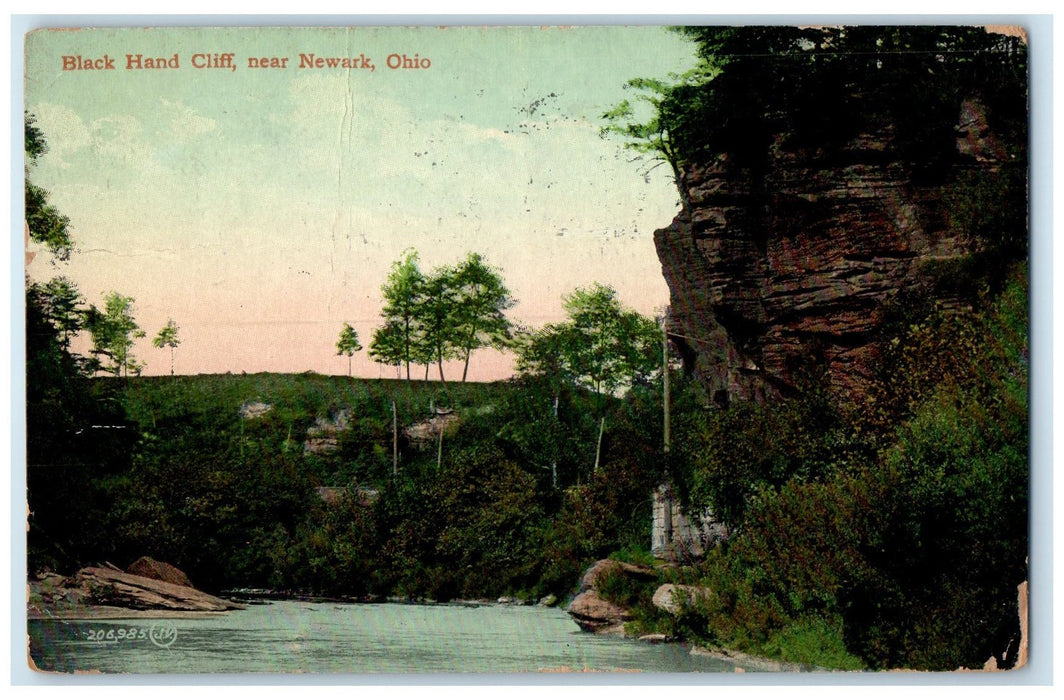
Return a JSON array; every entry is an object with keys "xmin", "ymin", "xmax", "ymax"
[
  {"xmin": 85, "ymin": 627, "xmax": 148, "ymax": 642},
  {"xmin": 83, "ymin": 624, "xmax": 178, "ymax": 647}
]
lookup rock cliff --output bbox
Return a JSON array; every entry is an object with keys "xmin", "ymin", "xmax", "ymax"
[{"xmin": 654, "ymin": 99, "xmax": 1013, "ymax": 403}]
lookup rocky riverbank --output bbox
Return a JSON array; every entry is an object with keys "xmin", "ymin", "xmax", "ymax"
[
  {"xmin": 28, "ymin": 557, "xmax": 245, "ymax": 620},
  {"xmin": 566, "ymin": 557, "xmax": 1029, "ymax": 673}
]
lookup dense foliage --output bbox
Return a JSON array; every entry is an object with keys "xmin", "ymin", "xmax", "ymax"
[
  {"xmin": 654, "ymin": 268, "xmax": 1028, "ymax": 671},
  {"xmin": 28, "ymin": 372, "xmax": 668, "ymax": 602}
]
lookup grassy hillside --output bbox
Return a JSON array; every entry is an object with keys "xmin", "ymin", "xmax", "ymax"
[
  {"xmin": 32, "ymin": 370, "xmax": 662, "ymax": 603},
  {"xmin": 120, "ymin": 373, "xmax": 520, "ymax": 486}
]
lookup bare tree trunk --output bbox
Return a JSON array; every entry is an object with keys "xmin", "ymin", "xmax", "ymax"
[
  {"xmin": 662, "ymin": 317, "xmax": 671, "ymax": 458},
  {"xmin": 392, "ymin": 399, "xmax": 398, "ymax": 477},
  {"xmin": 551, "ymin": 394, "xmax": 559, "ymax": 489},
  {"xmin": 461, "ymin": 322, "xmax": 477, "ymax": 383},
  {"xmin": 593, "ymin": 415, "xmax": 606, "ymax": 475}
]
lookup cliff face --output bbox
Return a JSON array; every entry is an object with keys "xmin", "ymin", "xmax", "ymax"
[{"xmin": 654, "ymin": 99, "xmax": 1009, "ymax": 404}]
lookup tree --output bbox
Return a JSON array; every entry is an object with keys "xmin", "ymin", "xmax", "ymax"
[
  {"xmin": 601, "ymin": 69, "xmax": 715, "ymax": 214},
  {"xmin": 25, "ymin": 113, "xmax": 74, "ymax": 261},
  {"xmin": 517, "ymin": 283, "xmax": 659, "ymax": 473},
  {"xmin": 33, "ymin": 276, "xmax": 85, "ymax": 349},
  {"xmin": 372, "ymin": 250, "xmax": 426, "ymax": 381},
  {"xmin": 450, "ymin": 252, "xmax": 516, "ymax": 382},
  {"xmin": 615, "ymin": 27, "xmax": 1027, "ymax": 176},
  {"xmin": 418, "ymin": 265, "xmax": 462, "ymax": 382},
  {"xmin": 25, "ymin": 114, "xmax": 137, "ymax": 573},
  {"xmin": 335, "ymin": 322, "xmax": 363, "ymax": 376},
  {"xmin": 368, "ymin": 320, "xmax": 406, "ymax": 378},
  {"xmin": 87, "ymin": 292, "xmax": 146, "ymax": 378},
  {"xmin": 152, "ymin": 318, "xmax": 182, "ymax": 376}
]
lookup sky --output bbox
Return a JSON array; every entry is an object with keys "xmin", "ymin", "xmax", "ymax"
[{"xmin": 23, "ymin": 25, "xmax": 698, "ymax": 380}]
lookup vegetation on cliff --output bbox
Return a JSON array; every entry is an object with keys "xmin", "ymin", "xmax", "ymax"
[{"xmin": 595, "ymin": 25, "xmax": 1029, "ymax": 672}]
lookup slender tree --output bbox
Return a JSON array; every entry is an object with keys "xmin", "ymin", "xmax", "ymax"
[
  {"xmin": 34, "ymin": 276, "xmax": 85, "ymax": 349},
  {"xmin": 335, "ymin": 322, "xmax": 362, "ymax": 376},
  {"xmin": 419, "ymin": 265, "xmax": 462, "ymax": 382},
  {"xmin": 373, "ymin": 250, "xmax": 426, "ymax": 381},
  {"xmin": 152, "ymin": 318, "xmax": 181, "ymax": 376}
]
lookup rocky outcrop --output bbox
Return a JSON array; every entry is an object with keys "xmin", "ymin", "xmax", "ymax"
[
  {"xmin": 567, "ymin": 591, "xmax": 633, "ymax": 635},
  {"xmin": 403, "ymin": 409, "xmax": 459, "ymax": 449},
  {"xmin": 566, "ymin": 559, "xmax": 657, "ymax": 635},
  {"xmin": 304, "ymin": 409, "xmax": 351, "ymax": 454},
  {"xmin": 29, "ymin": 561, "xmax": 244, "ymax": 618},
  {"xmin": 651, "ymin": 583, "xmax": 712, "ymax": 616},
  {"xmin": 654, "ymin": 101, "xmax": 1010, "ymax": 404},
  {"xmin": 239, "ymin": 401, "xmax": 273, "ymax": 419}
]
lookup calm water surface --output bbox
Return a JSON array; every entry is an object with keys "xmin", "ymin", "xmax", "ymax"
[{"xmin": 28, "ymin": 601, "xmax": 749, "ymax": 674}]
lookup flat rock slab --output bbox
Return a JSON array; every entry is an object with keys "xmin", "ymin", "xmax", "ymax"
[{"xmin": 77, "ymin": 567, "xmax": 244, "ymax": 612}]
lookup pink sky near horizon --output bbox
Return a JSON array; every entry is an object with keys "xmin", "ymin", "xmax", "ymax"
[{"xmin": 24, "ymin": 26, "xmax": 694, "ymax": 381}]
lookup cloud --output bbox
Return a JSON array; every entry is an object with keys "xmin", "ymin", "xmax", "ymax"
[
  {"xmin": 159, "ymin": 99, "xmax": 217, "ymax": 141},
  {"xmin": 29, "ymin": 103, "xmax": 92, "ymax": 166},
  {"xmin": 87, "ymin": 115, "xmax": 154, "ymax": 171}
]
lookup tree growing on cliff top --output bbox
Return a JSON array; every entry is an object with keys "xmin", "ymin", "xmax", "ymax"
[
  {"xmin": 152, "ymin": 318, "xmax": 181, "ymax": 376},
  {"xmin": 616, "ymin": 27, "xmax": 1027, "ymax": 172},
  {"xmin": 600, "ymin": 68, "xmax": 716, "ymax": 214},
  {"xmin": 450, "ymin": 252, "xmax": 515, "ymax": 382},
  {"xmin": 87, "ymin": 292, "xmax": 146, "ymax": 378},
  {"xmin": 335, "ymin": 322, "xmax": 362, "ymax": 377}
]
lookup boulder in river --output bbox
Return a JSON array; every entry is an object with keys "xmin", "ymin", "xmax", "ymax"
[
  {"xmin": 567, "ymin": 589, "xmax": 633, "ymax": 635},
  {"xmin": 567, "ymin": 559, "xmax": 658, "ymax": 635}
]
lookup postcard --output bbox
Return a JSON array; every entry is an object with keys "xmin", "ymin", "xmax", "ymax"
[{"xmin": 23, "ymin": 23, "xmax": 1030, "ymax": 677}]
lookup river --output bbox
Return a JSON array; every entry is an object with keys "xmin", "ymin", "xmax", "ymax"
[{"xmin": 28, "ymin": 600, "xmax": 752, "ymax": 674}]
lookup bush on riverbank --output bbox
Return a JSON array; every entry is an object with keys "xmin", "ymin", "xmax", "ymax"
[{"xmin": 657, "ymin": 266, "xmax": 1028, "ymax": 671}]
